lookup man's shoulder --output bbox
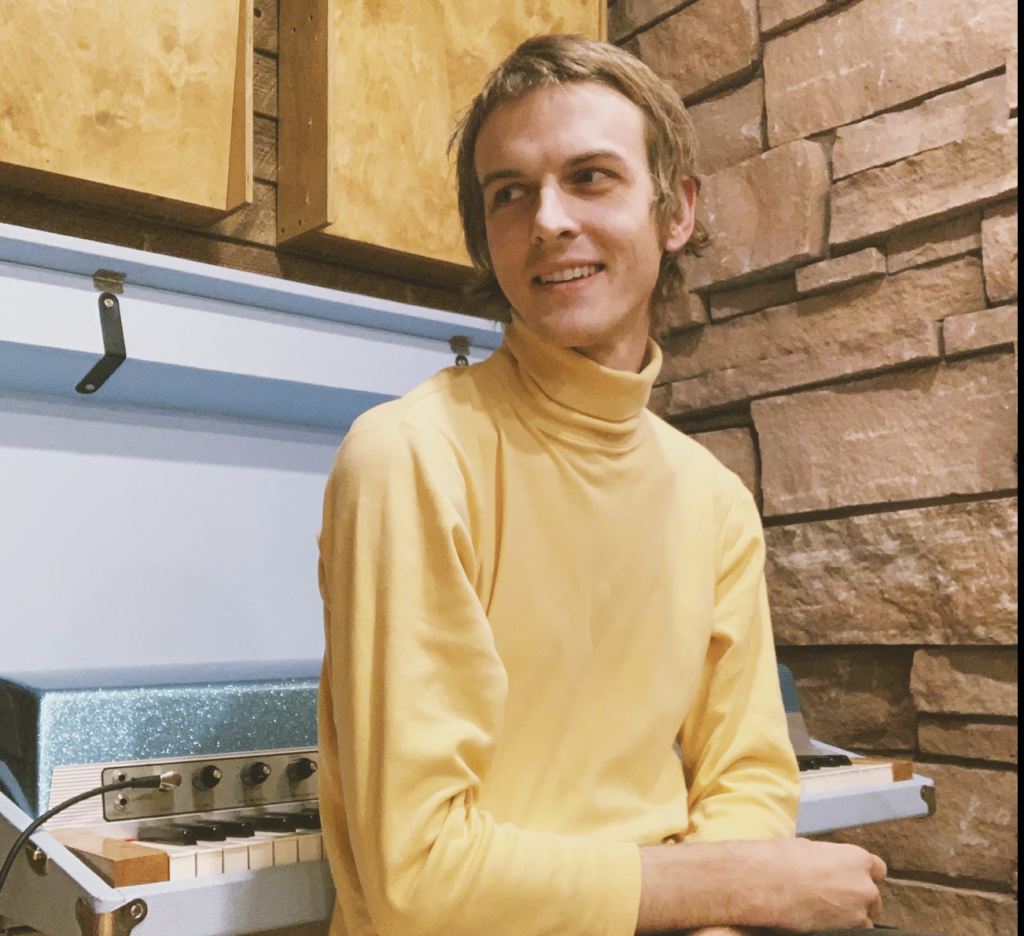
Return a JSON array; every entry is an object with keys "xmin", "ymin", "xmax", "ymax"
[
  {"xmin": 337, "ymin": 357, "xmax": 502, "ymax": 469},
  {"xmin": 646, "ymin": 415, "xmax": 756, "ymax": 514}
]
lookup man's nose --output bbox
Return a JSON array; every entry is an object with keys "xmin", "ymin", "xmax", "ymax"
[{"xmin": 532, "ymin": 183, "xmax": 580, "ymax": 242}]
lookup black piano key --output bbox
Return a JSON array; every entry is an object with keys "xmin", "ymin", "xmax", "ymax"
[
  {"xmin": 137, "ymin": 823, "xmax": 199, "ymax": 846},
  {"xmin": 797, "ymin": 754, "xmax": 853, "ymax": 772},
  {"xmin": 179, "ymin": 821, "xmax": 228, "ymax": 841},
  {"xmin": 292, "ymin": 809, "xmax": 322, "ymax": 830},
  {"xmin": 247, "ymin": 813, "xmax": 300, "ymax": 832},
  {"xmin": 192, "ymin": 818, "xmax": 255, "ymax": 838}
]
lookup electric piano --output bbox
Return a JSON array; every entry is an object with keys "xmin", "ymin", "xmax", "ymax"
[{"xmin": 0, "ymin": 662, "xmax": 935, "ymax": 936}]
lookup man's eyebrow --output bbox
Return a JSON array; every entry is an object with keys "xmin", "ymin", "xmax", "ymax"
[
  {"xmin": 565, "ymin": 149, "xmax": 627, "ymax": 167},
  {"xmin": 479, "ymin": 168, "xmax": 525, "ymax": 191},
  {"xmin": 479, "ymin": 149, "xmax": 629, "ymax": 192}
]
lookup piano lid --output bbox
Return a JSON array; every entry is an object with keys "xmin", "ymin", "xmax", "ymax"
[{"xmin": 0, "ymin": 659, "xmax": 321, "ymax": 818}]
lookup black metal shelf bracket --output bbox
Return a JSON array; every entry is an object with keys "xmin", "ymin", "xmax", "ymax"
[{"xmin": 76, "ymin": 292, "xmax": 127, "ymax": 394}]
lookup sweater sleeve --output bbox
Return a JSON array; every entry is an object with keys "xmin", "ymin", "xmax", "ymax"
[
  {"xmin": 318, "ymin": 419, "xmax": 642, "ymax": 936},
  {"xmin": 678, "ymin": 477, "xmax": 800, "ymax": 842}
]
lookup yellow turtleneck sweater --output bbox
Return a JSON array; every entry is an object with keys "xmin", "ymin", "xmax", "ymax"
[{"xmin": 317, "ymin": 320, "xmax": 799, "ymax": 936}]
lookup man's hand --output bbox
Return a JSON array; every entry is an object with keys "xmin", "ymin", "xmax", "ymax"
[
  {"xmin": 637, "ymin": 837, "xmax": 886, "ymax": 934},
  {"xmin": 758, "ymin": 838, "xmax": 886, "ymax": 931}
]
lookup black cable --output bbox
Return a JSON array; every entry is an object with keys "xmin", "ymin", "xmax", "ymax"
[{"xmin": 0, "ymin": 774, "xmax": 164, "ymax": 906}]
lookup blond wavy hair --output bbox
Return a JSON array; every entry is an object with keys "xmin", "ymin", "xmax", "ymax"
[{"xmin": 449, "ymin": 33, "xmax": 708, "ymax": 330}]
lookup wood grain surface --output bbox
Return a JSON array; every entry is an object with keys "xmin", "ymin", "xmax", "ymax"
[
  {"xmin": 280, "ymin": 0, "xmax": 603, "ymax": 268},
  {"xmin": 0, "ymin": 0, "xmax": 252, "ymax": 216}
]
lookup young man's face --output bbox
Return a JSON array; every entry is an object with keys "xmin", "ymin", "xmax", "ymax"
[{"xmin": 474, "ymin": 81, "xmax": 694, "ymax": 369}]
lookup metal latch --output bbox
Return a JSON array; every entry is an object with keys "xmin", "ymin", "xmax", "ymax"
[
  {"xmin": 76, "ymin": 292, "xmax": 127, "ymax": 394},
  {"xmin": 449, "ymin": 335, "xmax": 471, "ymax": 367}
]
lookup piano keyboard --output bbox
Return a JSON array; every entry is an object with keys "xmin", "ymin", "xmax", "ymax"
[
  {"xmin": 798, "ymin": 754, "xmax": 913, "ymax": 796},
  {"xmin": 51, "ymin": 808, "xmax": 323, "ymax": 885}
]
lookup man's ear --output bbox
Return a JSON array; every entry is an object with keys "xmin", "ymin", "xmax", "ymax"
[{"xmin": 663, "ymin": 177, "xmax": 698, "ymax": 253}]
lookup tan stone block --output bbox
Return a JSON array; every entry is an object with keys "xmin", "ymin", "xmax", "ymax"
[
  {"xmin": 911, "ymin": 648, "xmax": 1018, "ymax": 716},
  {"xmin": 944, "ymin": 306, "xmax": 1018, "ymax": 357},
  {"xmin": 683, "ymin": 140, "xmax": 828, "ymax": 290},
  {"xmin": 759, "ymin": 0, "xmax": 830, "ymax": 36},
  {"xmin": 754, "ymin": 352, "xmax": 1018, "ymax": 515},
  {"xmin": 764, "ymin": 0, "xmax": 1017, "ymax": 145},
  {"xmin": 775, "ymin": 648, "xmax": 916, "ymax": 750},
  {"xmin": 708, "ymin": 276, "xmax": 797, "ymax": 321},
  {"xmin": 919, "ymin": 718, "xmax": 1018, "ymax": 764},
  {"xmin": 831, "ymin": 763, "xmax": 1018, "ymax": 885},
  {"xmin": 655, "ymin": 289, "xmax": 707, "ymax": 338},
  {"xmin": 878, "ymin": 878, "xmax": 1019, "ymax": 936},
  {"xmin": 648, "ymin": 384, "xmax": 672, "ymax": 418},
  {"xmin": 635, "ymin": 0, "xmax": 759, "ymax": 101},
  {"xmin": 833, "ymin": 77, "xmax": 1005, "ymax": 180},
  {"xmin": 830, "ymin": 124, "xmax": 1018, "ymax": 246},
  {"xmin": 608, "ymin": 0, "xmax": 684, "ymax": 41},
  {"xmin": 661, "ymin": 257, "xmax": 983, "ymax": 412},
  {"xmin": 690, "ymin": 427, "xmax": 758, "ymax": 495},
  {"xmin": 983, "ymin": 203, "xmax": 1019, "ymax": 303},
  {"xmin": 887, "ymin": 214, "xmax": 982, "ymax": 274},
  {"xmin": 766, "ymin": 499, "xmax": 1019, "ymax": 646},
  {"xmin": 689, "ymin": 80, "xmax": 764, "ymax": 175},
  {"xmin": 1009, "ymin": 40, "xmax": 1018, "ymax": 113},
  {"xmin": 795, "ymin": 248, "xmax": 886, "ymax": 295}
]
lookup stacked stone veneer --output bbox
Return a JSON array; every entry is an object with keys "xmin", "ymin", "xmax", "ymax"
[{"xmin": 611, "ymin": 0, "xmax": 1018, "ymax": 931}]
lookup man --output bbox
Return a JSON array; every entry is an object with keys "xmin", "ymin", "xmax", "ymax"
[{"xmin": 318, "ymin": 34, "xmax": 890, "ymax": 936}]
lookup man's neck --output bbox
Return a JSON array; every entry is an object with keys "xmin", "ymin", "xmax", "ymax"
[{"xmin": 572, "ymin": 326, "xmax": 651, "ymax": 373}]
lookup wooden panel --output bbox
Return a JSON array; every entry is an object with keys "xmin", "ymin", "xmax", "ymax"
[
  {"xmin": 279, "ymin": 0, "xmax": 604, "ymax": 275},
  {"xmin": 254, "ymin": 0, "xmax": 279, "ymax": 53},
  {"xmin": 254, "ymin": 49, "xmax": 280, "ymax": 117},
  {"xmin": 0, "ymin": 0, "xmax": 253, "ymax": 221},
  {"xmin": 50, "ymin": 829, "xmax": 170, "ymax": 887},
  {"xmin": 255, "ymin": 115, "xmax": 279, "ymax": 182}
]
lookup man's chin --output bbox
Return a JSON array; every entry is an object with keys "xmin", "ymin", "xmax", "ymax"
[{"xmin": 512, "ymin": 307, "xmax": 609, "ymax": 349}]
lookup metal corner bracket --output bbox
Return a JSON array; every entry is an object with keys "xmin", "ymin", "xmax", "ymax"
[
  {"xmin": 76, "ymin": 897, "xmax": 147, "ymax": 936},
  {"xmin": 76, "ymin": 292, "xmax": 127, "ymax": 395}
]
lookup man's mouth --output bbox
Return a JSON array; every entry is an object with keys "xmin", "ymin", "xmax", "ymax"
[{"xmin": 534, "ymin": 264, "xmax": 604, "ymax": 285}]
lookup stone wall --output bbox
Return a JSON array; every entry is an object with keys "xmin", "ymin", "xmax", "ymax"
[{"xmin": 613, "ymin": 0, "xmax": 1018, "ymax": 931}]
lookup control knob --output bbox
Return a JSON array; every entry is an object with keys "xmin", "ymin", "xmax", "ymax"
[
  {"xmin": 241, "ymin": 761, "xmax": 272, "ymax": 787},
  {"xmin": 193, "ymin": 764, "xmax": 223, "ymax": 791},
  {"xmin": 286, "ymin": 757, "xmax": 318, "ymax": 783}
]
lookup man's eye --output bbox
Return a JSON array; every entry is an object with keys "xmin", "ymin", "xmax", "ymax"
[
  {"xmin": 491, "ymin": 185, "xmax": 525, "ymax": 208},
  {"xmin": 575, "ymin": 168, "xmax": 612, "ymax": 185}
]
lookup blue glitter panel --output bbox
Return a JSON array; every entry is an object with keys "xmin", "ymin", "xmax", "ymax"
[{"xmin": 0, "ymin": 659, "xmax": 321, "ymax": 817}]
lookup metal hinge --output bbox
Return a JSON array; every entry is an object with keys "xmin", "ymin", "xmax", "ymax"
[{"xmin": 75, "ymin": 898, "xmax": 147, "ymax": 936}]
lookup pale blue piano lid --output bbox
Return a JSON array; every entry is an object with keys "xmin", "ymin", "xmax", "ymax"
[
  {"xmin": 0, "ymin": 660, "xmax": 322, "ymax": 818},
  {"xmin": 0, "ymin": 658, "xmax": 321, "ymax": 692}
]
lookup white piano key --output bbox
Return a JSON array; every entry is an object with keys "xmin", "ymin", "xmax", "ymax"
[
  {"xmin": 297, "ymin": 831, "xmax": 322, "ymax": 862},
  {"xmin": 247, "ymin": 838, "xmax": 275, "ymax": 870},
  {"xmin": 222, "ymin": 842, "xmax": 250, "ymax": 874},
  {"xmin": 133, "ymin": 841, "xmax": 197, "ymax": 880},
  {"xmin": 271, "ymin": 835, "xmax": 299, "ymax": 866},
  {"xmin": 194, "ymin": 843, "xmax": 226, "ymax": 878}
]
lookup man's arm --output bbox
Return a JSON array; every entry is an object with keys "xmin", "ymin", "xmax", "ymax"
[{"xmin": 679, "ymin": 479, "xmax": 799, "ymax": 841}]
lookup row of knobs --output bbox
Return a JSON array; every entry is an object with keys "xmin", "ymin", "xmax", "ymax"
[{"xmin": 192, "ymin": 756, "xmax": 318, "ymax": 792}]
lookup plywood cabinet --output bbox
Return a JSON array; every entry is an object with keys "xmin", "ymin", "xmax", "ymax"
[
  {"xmin": 279, "ymin": 0, "xmax": 604, "ymax": 284},
  {"xmin": 0, "ymin": 0, "xmax": 252, "ymax": 224}
]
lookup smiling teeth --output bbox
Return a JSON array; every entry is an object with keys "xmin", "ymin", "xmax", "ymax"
[{"xmin": 539, "ymin": 265, "xmax": 600, "ymax": 284}]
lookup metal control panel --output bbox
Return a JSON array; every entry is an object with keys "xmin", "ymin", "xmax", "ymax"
[{"xmin": 100, "ymin": 747, "xmax": 319, "ymax": 821}]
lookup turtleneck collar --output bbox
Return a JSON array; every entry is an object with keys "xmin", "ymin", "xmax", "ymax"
[{"xmin": 500, "ymin": 317, "xmax": 662, "ymax": 446}]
